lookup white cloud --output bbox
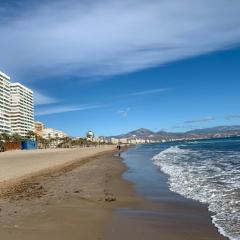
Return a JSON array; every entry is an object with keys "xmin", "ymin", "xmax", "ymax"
[
  {"xmin": 130, "ymin": 88, "xmax": 169, "ymax": 96},
  {"xmin": 34, "ymin": 91, "xmax": 59, "ymax": 105},
  {"xmin": 184, "ymin": 116, "xmax": 216, "ymax": 124},
  {"xmin": 35, "ymin": 104, "xmax": 104, "ymax": 116},
  {"xmin": 0, "ymin": 0, "xmax": 240, "ymax": 81},
  {"xmin": 118, "ymin": 107, "xmax": 131, "ymax": 117}
]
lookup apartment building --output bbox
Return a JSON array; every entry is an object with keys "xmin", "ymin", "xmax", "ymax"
[
  {"xmin": 0, "ymin": 71, "xmax": 34, "ymax": 136},
  {"xmin": 10, "ymin": 83, "xmax": 34, "ymax": 136},
  {"xmin": 0, "ymin": 71, "xmax": 11, "ymax": 134}
]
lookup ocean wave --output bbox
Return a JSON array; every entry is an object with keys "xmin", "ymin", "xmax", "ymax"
[{"xmin": 152, "ymin": 145, "xmax": 240, "ymax": 240}]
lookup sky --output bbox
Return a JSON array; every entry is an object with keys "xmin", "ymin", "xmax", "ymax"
[{"xmin": 0, "ymin": 0, "xmax": 240, "ymax": 136}]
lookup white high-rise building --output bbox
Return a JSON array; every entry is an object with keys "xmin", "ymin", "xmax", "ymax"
[
  {"xmin": 0, "ymin": 71, "xmax": 11, "ymax": 134},
  {"xmin": 10, "ymin": 83, "xmax": 34, "ymax": 136},
  {"xmin": 0, "ymin": 70, "xmax": 34, "ymax": 136}
]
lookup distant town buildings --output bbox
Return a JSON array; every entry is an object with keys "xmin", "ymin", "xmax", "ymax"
[
  {"xmin": 108, "ymin": 131, "xmax": 240, "ymax": 145},
  {"xmin": 34, "ymin": 121, "xmax": 45, "ymax": 138},
  {"xmin": 34, "ymin": 121, "xmax": 69, "ymax": 148},
  {"xmin": 86, "ymin": 131, "xmax": 94, "ymax": 142},
  {"xmin": 109, "ymin": 136, "xmax": 155, "ymax": 145},
  {"xmin": 97, "ymin": 136, "xmax": 107, "ymax": 143},
  {"xmin": 0, "ymin": 71, "xmax": 34, "ymax": 136},
  {"xmin": 42, "ymin": 128, "xmax": 68, "ymax": 140},
  {"xmin": 110, "ymin": 137, "xmax": 119, "ymax": 144}
]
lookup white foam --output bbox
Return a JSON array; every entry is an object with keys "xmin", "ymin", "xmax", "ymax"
[{"xmin": 152, "ymin": 145, "xmax": 240, "ymax": 240}]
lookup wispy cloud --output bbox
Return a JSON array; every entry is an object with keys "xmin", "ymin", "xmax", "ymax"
[
  {"xmin": 35, "ymin": 104, "xmax": 104, "ymax": 116},
  {"xmin": 0, "ymin": 0, "xmax": 240, "ymax": 81},
  {"xmin": 34, "ymin": 91, "xmax": 59, "ymax": 105},
  {"xmin": 129, "ymin": 88, "xmax": 169, "ymax": 96},
  {"xmin": 118, "ymin": 107, "xmax": 131, "ymax": 117},
  {"xmin": 184, "ymin": 116, "xmax": 216, "ymax": 124},
  {"xmin": 225, "ymin": 115, "xmax": 240, "ymax": 120}
]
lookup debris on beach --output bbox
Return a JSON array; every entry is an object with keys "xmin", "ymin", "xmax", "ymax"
[
  {"xmin": 104, "ymin": 189, "xmax": 116, "ymax": 202},
  {"xmin": 105, "ymin": 195, "xmax": 116, "ymax": 202}
]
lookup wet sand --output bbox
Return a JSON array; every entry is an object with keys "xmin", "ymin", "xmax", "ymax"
[
  {"xmin": 107, "ymin": 199, "xmax": 228, "ymax": 240},
  {"xmin": 106, "ymin": 147, "xmax": 228, "ymax": 240},
  {"xmin": 0, "ymin": 148, "xmax": 228, "ymax": 240}
]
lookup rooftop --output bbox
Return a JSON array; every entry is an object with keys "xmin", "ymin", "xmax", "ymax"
[
  {"xmin": 0, "ymin": 71, "xmax": 10, "ymax": 80},
  {"xmin": 10, "ymin": 82, "xmax": 33, "ymax": 93}
]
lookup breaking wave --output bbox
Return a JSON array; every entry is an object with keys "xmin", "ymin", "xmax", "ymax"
[{"xmin": 152, "ymin": 142, "xmax": 240, "ymax": 240}]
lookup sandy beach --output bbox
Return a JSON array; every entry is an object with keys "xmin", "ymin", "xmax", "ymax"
[
  {"xmin": 0, "ymin": 145, "xmax": 115, "ymax": 184},
  {"xmin": 0, "ymin": 146, "xmax": 140, "ymax": 240},
  {"xmin": 0, "ymin": 147, "xmax": 228, "ymax": 240}
]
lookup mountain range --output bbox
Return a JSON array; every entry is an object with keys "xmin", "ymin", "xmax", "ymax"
[{"xmin": 113, "ymin": 125, "xmax": 240, "ymax": 140}]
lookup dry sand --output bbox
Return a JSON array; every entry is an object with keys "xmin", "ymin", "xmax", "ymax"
[{"xmin": 0, "ymin": 145, "xmax": 115, "ymax": 184}]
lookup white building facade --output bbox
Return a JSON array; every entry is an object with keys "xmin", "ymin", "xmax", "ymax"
[
  {"xmin": 0, "ymin": 71, "xmax": 11, "ymax": 134},
  {"xmin": 0, "ymin": 71, "xmax": 34, "ymax": 136},
  {"xmin": 110, "ymin": 137, "xmax": 119, "ymax": 144},
  {"xmin": 10, "ymin": 83, "xmax": 34, "ymax": 136}
]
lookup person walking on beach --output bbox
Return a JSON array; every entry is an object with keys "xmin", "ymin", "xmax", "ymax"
[{"xmin": 117, "ymin": 144, "xmax": 121, "ymax": 156}]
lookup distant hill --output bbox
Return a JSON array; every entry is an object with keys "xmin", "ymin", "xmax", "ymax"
[
  {"xmin": 112, "ymin": 125, "xmax": 240, "ymax": 140},
  {"xmin": 186, "ymin": 125, "xmax": 240, "ymax": 134},
  {"xmin": 117, "ymin": 128, "xmax": 155, "ymax": 138}
]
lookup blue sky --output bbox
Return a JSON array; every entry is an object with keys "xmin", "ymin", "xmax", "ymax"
[{"xmin": 0, "ymin": 0, "xmax": 240, "ymax": 136}]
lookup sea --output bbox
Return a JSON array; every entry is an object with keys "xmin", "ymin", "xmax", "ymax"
[{"xmin": 122, "ymin": 137, "xmax": 240, "ymax": 240}]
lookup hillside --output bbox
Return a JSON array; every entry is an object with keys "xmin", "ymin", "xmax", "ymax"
[{"xmin": 112, "ymin": 125, "xmax": 240, "ymax": 140}]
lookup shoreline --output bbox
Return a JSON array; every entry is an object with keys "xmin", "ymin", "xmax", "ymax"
[
  {"xmin": 108, "ymin": 146, "xmax": 229, "ymax": 240},
  {"xmin": 0, "ymin": 147, "xmax": 229, "ymax": 239}
]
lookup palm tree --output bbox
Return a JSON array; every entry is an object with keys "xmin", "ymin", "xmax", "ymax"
[
  {"xmin": 10, "ymin": 133, "xmax": 23, "ymax": 142},
  {"xmin": 26, "ymin": 131, "xmax": 36, "ymax": 140},
  {"xmin": 38, "ymin": 136, "xmax": 49, "ymax": 149},
  {"xmin": 1, "ymin": 132, "xmax": 11, "ymax": 142}
]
